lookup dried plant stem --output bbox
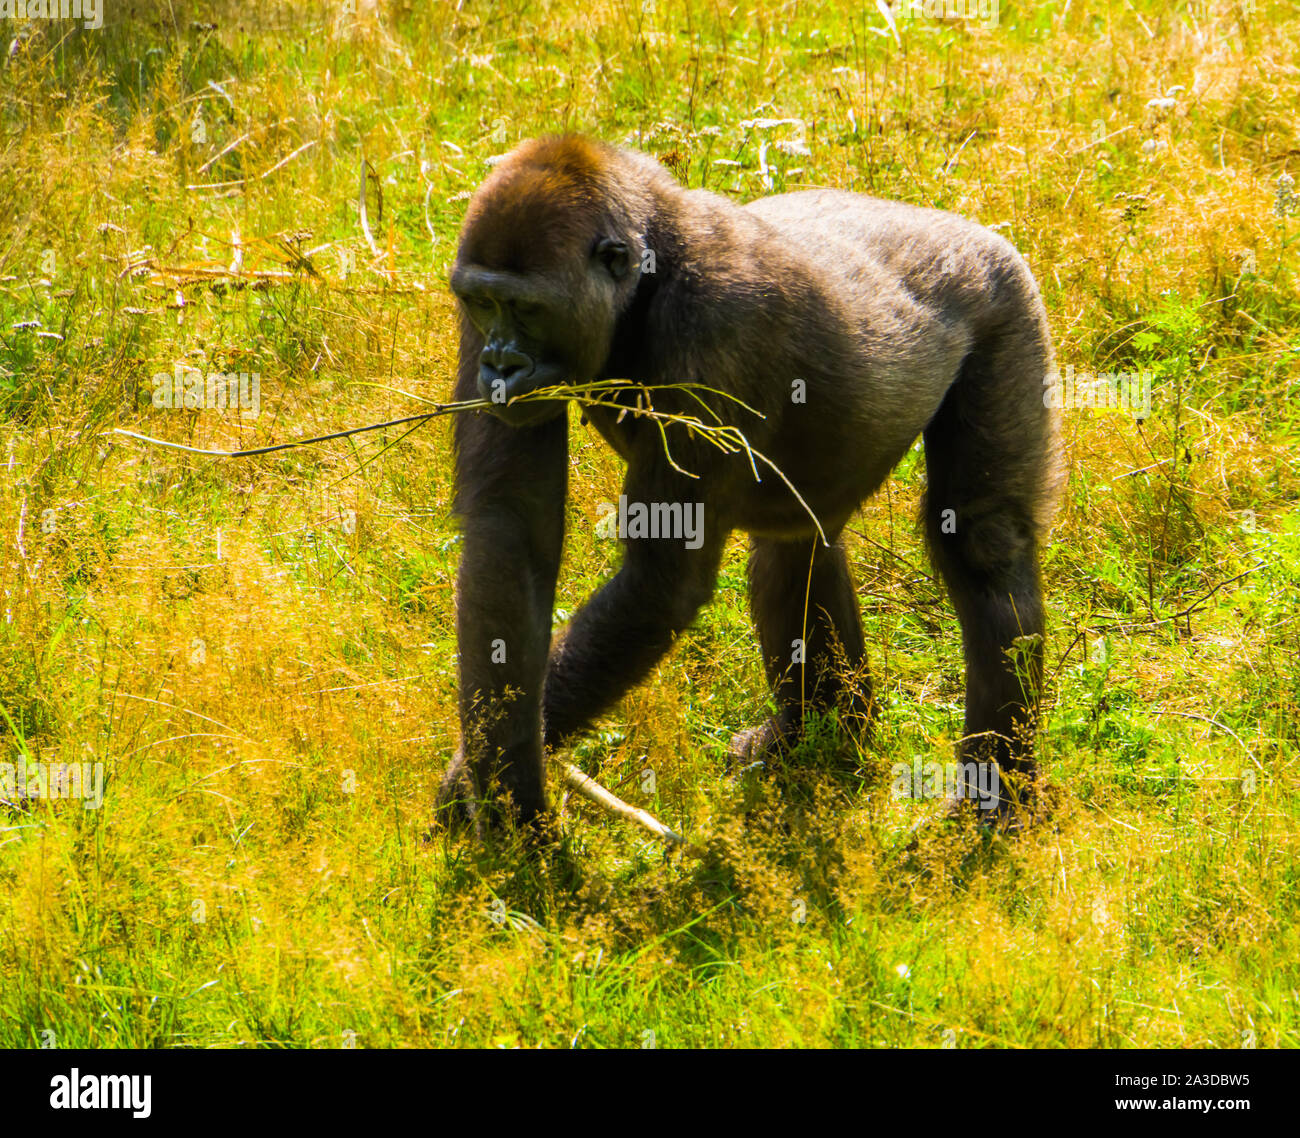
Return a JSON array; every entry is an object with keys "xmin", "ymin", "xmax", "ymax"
[
  {"xmin": 102, "ymin": 378, "xmax": 826, "ymax": 541},
  {"xmin": 552, "ymin": 757, "xmax": 701, "ymax": 857}
]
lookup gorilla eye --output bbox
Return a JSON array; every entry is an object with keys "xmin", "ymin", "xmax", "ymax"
[
  {"xmin": 462, "ymin": 296, "xmax": 494, "ymax": 325},
  {"xmin": 593, "ymin": 237, "xmax": 630, "ymax": 280}
]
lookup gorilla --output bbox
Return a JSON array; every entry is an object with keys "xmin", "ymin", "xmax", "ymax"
[{"xmin": 438, "ymin": 135, "xmax": 1062, "ymax": 831}]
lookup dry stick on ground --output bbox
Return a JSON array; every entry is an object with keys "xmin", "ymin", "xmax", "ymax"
[
  {"xmin": 102, "ymin": 378, "xmax": 810, "ymax": 853},
  {"xmin": 554, "ymin": 758, "xmax": 702, "ymax": 856}
]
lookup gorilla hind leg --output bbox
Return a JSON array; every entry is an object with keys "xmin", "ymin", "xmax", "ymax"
[
  {"xmin": 922, "ymin": 319, "xmax": 1061, "ymax": 819},
  {"xmin": 731, "ymin": 534, "xmax": 873, "ymax": 764}
]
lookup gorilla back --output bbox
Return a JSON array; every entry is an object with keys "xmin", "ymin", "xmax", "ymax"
[{"xmin": 440, "ymin": 135, "xmax": 1063, "ymax": 830}]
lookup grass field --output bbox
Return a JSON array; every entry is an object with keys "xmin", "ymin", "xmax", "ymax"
[{"xmin": 0, "ymin": 0, "xmax": 1297, "ymax": 1049}]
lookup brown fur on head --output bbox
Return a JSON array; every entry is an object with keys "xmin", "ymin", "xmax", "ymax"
[{"xmin": 458, "ymin": 136, "xmax": 618, "ymax": 273}]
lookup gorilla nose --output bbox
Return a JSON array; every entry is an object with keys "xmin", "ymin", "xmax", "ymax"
[
  {"xmin": 480, "ymin": 346, "xmax": 533, "ymax": 385},
  {"xmin": 477, "ymin": 346, "xmax": 538, "ymax": 407}
]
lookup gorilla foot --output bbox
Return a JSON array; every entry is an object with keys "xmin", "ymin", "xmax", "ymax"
[
  {"xmin": 727, "ymin": 715, "xmax": 798, "ymax": 772},
  {"xmin": 727, "ymin": 711, "xmax": 863, "ymax": 784},
  {"xmin": 428, "ymin": 751, "xmax": 482, "ymax": 840},
  {"xmin": 429, "ymin": 751, "xmax": 557, "ymax": 847}
]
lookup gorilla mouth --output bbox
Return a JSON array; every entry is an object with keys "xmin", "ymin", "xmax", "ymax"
[
  {"xmin": 477, "ymin": 363, "xmax": 573, "ymax": 426},
  {"xmin": 485, "ymin": 393, "xmax": 568, "ymax": 426}
]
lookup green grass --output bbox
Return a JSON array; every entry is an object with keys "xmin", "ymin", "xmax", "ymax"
[{"xmin": 0, "ymin": 0, "xmax": 1297, "ymax": 1048}]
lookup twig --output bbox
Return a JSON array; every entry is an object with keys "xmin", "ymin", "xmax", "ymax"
[
  {"xmin": 187, "ymin": 138, "xmax": 317, "ymax": 191},
  {"xmin": 131, "ymin": 263, "xmax": 297, "ymax": 285},
  {"xmin": 552, "ymin": 757, "xmax": 701, "ymax": 856},
  {"xmin": 197, "ymin": 125, "xmax": 260, "ymax": 175},
  {"xmin": 101, "ymin": 408, "xmax": 470, "ymax": 457},
  {"xmin": 1046, "ymin": 561, "xmax": 1269, "ymax": 687},
  {"xmin": 1069, "ymin": 124, "xmax": 1134, "ymax": 156},
  {"xmin": 106, "ymin": 377, "xmax": 802, "ymax": 852},
  {"xmin": 102, "ymin": 379, "xmax": 826, "ymax": 537},
  {"xmin": 1086, "ymin": 561, "xmax": 1268, "ymax": 635},
  {"xmin": 1112, "ymin": 457, "xmax": 1173, "ymax": 481},
  {"xmin": 257, "ymin": 139, "xmax": 317, "ymax": 182},
  {"xmin": 359, "ymin": 156, "xmax": 380, "ymax": 255}
]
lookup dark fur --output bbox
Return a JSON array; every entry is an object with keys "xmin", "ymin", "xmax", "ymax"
[{"xmin": 440, "ymin": 135, "xmax": 1063, "ymax": 827}]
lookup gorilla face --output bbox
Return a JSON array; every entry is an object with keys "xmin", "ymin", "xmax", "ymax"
[{"xmin": 451, "ymin": 238, "xmax": 634, "ymax": 427}]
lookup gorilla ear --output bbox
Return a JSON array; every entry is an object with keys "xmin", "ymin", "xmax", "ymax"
[{"xmin": 593, "ymin": 237, "xmax": 631, "ymax": 280}]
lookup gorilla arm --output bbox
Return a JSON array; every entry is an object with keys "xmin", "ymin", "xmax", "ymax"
[
  {"xmin": 447, "ymin": 318, "xmax": 568, "ymax": 823},
  {"xmin": 543, "ymin": 462, "xmax": 727, "ymax": 749}
]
